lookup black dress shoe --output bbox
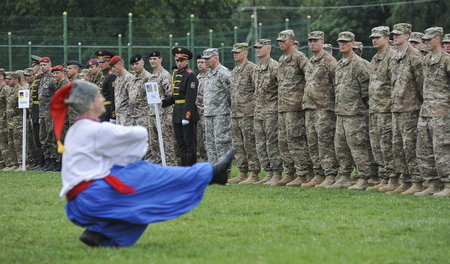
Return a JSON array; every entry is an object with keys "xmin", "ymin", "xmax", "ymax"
[
  {"xmin": 211, "ymin": 149, "xmax": 236, "ymax": 185},
  {"xmin": 79, "ymin": 230, "xmax": 109, "ymax": 247}
]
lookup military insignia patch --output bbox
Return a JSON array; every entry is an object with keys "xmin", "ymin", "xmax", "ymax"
[
  {"xmin": 190, "ymin": 82, "xmax": 195, "ymax": 88},
  {"xmin": 178, "ymin": 48, "xmax": 182, "ymax": 51}
]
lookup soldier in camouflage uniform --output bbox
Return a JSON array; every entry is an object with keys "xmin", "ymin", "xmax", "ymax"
[
  {"xmin": 252, "ymin": 39, "xmax": 283, "ymax": 185},
  {"xmin": 327, "ymin": 32, "xmax": 375, "ymax": 190},
  {"xmin": 380, "ymin": 23, "xmax": 424, "ymax": 193},
  {"xmin": 196, "ymin": 55, "xmax": 208, "ymax": 160},
  {"xmin": 227, "ymin": 43, "xmax": 260, "ymax": 184},
  {"xmin": 0, "ymin": 69, "xmax": 11, "ymax": 170},
  {"xmin": 38, "ymin": 57, "xmax": 58, "ymax": 171},
  {"xmin": 415, "ymin": 27, "xmax": 450, "ymax": 197},
  {"xmin": 323, "ymin": 43, "xmax": 333, "ymax": 56},
  {"xmin": 352, "ymin": 41, "xmax": 364, "ymax": 57},
  {"xmin": 5, "ymin": 72, "xmax": 23, "ymax": 170},
  {"xmin": 409, "ymin": 32, "xmax": 425, "ymax": 53},
  {"xmin": 302, "ymin": 31, "xmax": 339, "ymax": 188},
  {"xmin": 202, "ymin": 48, "xmax": 232, "ymax": 164},
  {"xmin": 148, "ymin": 51, "xmax": 177, "ymax": 165},
  {"xmin": 66, "ymin": 61, "xmax": 83, "ymax": 82},
  {"xmin": 87, "ymin": 59, "xmax": 103, "ymax": 87},
  {"xmin": 443, "ymin": 34, "xmax": 450, "ymax": 54},
  {"xmin": 365, "ymin": 26, "xmax": 397, "ymax": 192},
  {"xmin": 109, "ymin": 56, "xmax": 133, "ymax": 125},
  {"xmin": 274, "ymin": 29, "xmax": 313, "ymax": 186}
]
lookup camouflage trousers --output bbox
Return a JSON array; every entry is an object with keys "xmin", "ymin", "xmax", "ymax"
[
  {"xmin": 204, "ymin": 114, "xmax": 232, "ymax": 164},
  {"xmin": 392, "ymin": 111, "xmax": 420, "ymax": 182},
  {"xmin": 369, "ymin": 113, "xmax": 395, "ymax": 179},
  {"xmin": 305, "ymin": 109, "xmax": 338, "ymax": 177},
  {"xmin": 147, "ymin": 114, "xmax": 177, "ymax": 166},
  {"xmin": 417, "ymin": 116, "xmax": 450, "ymax": 183},
  {"xmin": 0, "ymin": 119, "xmax": 8, "ymax": 167},
  {"xmin": 231, "ymin": 116, "xmax": 260, "ymax": 173},
  {"xmin": 278, "ymin": 111, "xmax": 312, "ymax": 176},
  {"xmin": 196, "ymin": 116, "xmax": 207, "ymax": 160},
  {"xmin": 115, "ymin": 110, "xmax": 127, "ymax": 126},
  {"xmin": 39, "ymin": 116, "xmax": 56, "ymax": 159},
  {"xmin": 335, "ymin": 115, "xmax": 376, "ymax": 179},
  {"xmin": 254, "ymin": 114, "xmax": 282, "ymax": 173},
  {"xmin": 7, "ymin": 116, "xmax": 23, "ymax": 167}
]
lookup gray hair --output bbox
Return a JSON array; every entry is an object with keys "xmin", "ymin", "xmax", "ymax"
[{"xmin": 65, "ymin": 80, "xmax": 99, "ymax": 114}]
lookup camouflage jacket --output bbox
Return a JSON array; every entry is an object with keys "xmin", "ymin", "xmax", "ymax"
[
  {"xmin": 197, "ymin": 71, "xmax": 208, "ymax": 115},
  {"xmin": 0, "ymin": 84, "xmax": 11, "ymax": 122},
  {"xmin": 149, "ymin": 67, "xmax": 172, "ymax": 116},
  {"xmin": 369, "ymin": 47, "xmax": 396, "ymax": 113},
  {"xmin": 113, "ymin": 70, "xmax": 134, "ymax": 115},
  {"xmin": 420, "ymin": 50, "xmax": 450, "ymax": 117},
  {"xmin": 253, "ymin": 57, "xmax": 279, "ymax": 119},
  {"xmin": 38, "ymin": 73, "xmax": 57, "ymax": 118},
  {"xmin": 128, "ymin": 69, "xmax": 151, "ymax": 117},
  {"xmin": 230, "ymin": 60, "xmax": 256, "ymax": 117},
  {"xmin": 204, "ymin": 64, "xmax": 231, "ymax": 117},
  {"xmin": 335, "ymin": 53, "xmax": 371, "ymax": 116},
  {"xmin": 390, "ymin": 45, "xmax": 424, "ymax": 112},
  {"xmin": 303, "ymin": 52, "xmax": 337, "ymax": 111},
  {"xmin": 277, "ymin": 49, "xmax": 310, "ymax": 112},
  {"xmin": 6, "ymin": 84, "xmax": 20, "ymax": 118}
]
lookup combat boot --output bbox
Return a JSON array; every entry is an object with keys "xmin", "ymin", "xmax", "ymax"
[
  {"xmin": 366, "ymin": 179, "xmax": 388, "ymax": 191},
  {"xmin": 264, "ymin": 171, "xmax": 281, "ymax": 185},
  {"xmin": 254, "ymin": 171, "xmax": 272, "ymax": 184},
  {"xmin": 239, "ymin": 172, "xmax": 259, "ymax": 185},
  {"xmin": 271, "ymin": 173, "xmax": 295, "ymax": 186},
  {"xmin": 378, "ymin": 177, "xmax": 399, "ymax": 192},
  {"xmin": 315, "ymin": 176, "xmax": 335, "ymax": 188},
  {"xmin": 326, "ymin": 175, "xmax": 352, "ymax": 189},
  {"xmin": 387, "ymin": 182, "xmax": 412, "ymax": 194},
  {"xmin": 285, "ymin": 175, "xmax": 304, "ymax": 187},
  {"xmin": 44, "ymin": 159, "xmax": 57, "ymax": 172},
  {"xmin": 368, "ymin": 176, "xmax": 381, "ymax": 185},
  {"xmin": 401, "ymin": 182, "xmax": 424, "ymax": 195},
  {"xmin": 2, "ymin": 166, "xmax": 14, "ymax": 171},
  {"xmin": 36, "ymin": 159, "xmax": 50, "ymax": 171},
  {"xmin": 348, "ymin": 178, "xmax": 368, "ymax": 191},
  {"xmin": 228, "ymin": 171, "xmax": 247, "ymax": 184},
  {"xmin": 210, "ymin": 149, "xmax": 235, "ymax": 185},
  {"xmin": 415, "ymin": 179, "xmax": 442, "ymax": 196},
  {"xmin": 301, "ymin": 175, "xmax": 325, "ymax": 187},
  {"xmin": 433, "ymin": 183, "xmax": 450, "ymax": 197}
]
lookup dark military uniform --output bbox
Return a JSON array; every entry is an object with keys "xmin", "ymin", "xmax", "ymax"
[
  {"xmin": 30, "ymin": 74, "xmax": 44, "ymax": 167},
  {"xmin": 95, "ymin": 50, "xmax": 116, "ymax": 122},
  {"xmin": 163, "ymin": 47, "xmax": 199, "ymax": 166}
]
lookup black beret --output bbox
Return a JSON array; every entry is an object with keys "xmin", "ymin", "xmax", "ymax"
[
  {"xmin": 196, "ymin": 54, "xmax": 203, "ymax": 60},
  {"xmin": 148, "ymin": 50, "xmax": 161, "ymax": 58},
  {"xmin": 130, "ymin": 54, "xmax": 142, "ymax": 64},
  {"xmin": 66, "ymin": 60, "xmax": 83, "ymax": 68}
]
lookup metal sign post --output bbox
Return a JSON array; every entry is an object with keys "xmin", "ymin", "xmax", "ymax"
[
  {"xmin": 145, "ymin": 82, "xmax": 166, "ymax": 166},
  {"xmin": 18, "ymin": 89, "xmax": 30, "ymax": 171}
]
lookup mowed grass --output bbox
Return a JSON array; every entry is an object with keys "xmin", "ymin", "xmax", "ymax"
[{"xmin": 1, "ymin": 169, "xmax": 449, "ymax": 264}]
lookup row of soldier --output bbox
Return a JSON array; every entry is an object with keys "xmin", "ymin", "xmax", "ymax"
[{"xmin": 0, "ymin": 23, "xmax": 449, "ymax": 198}]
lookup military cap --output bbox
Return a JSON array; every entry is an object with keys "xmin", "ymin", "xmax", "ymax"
[
  {"xmin": 196, "ymin": 54, "xmax": 203, "ymax": 60},
  {"xmin": 130, "ymin": 54, "xmax": 143, "ymax": 64},
  {"xmin": 39, "ymin": 57, "xmax": 51, "ymax": 63},
  {"xmin": 337, "ymin": 31, "xmax": 355, "ymax": 42},
  {"xmin": 148, "ymin": 50, "xmax": 161, "ymax": 58},
  {"xmin": 9, "ymin": 72, "xmax": 20, "ymax": 79},
  {"xmin": 422, "ymin": 27, "xmax": 444, "ymax": 40},
  {"xmin": 24, "ymin": 68, "xmax": 34, "ymax": 76},
  {"xmin": 277, "ymin": 29, "xmax": 295, "ymax": 41},
  {"xmin": 31, "ymin": 55, "xmax": 42, "ymax": 65},
  {"xmin": 67, "ymin": 60, "xmax": 83, "ymax": 68},
  {"xmin": 294, "ymin": 40, "xmax": 299, "ymax": 46},
  {"xmin": 443, "ymin": 33, "xmax": 450, "ymax": 43},
  {"xmin": 202, "ymin": 48, "xmax": 219, "ymax": 59},
  {"xmin": 231, "ymin": 43, "xmax": 249, "ymax": 53},
  {"xmin": 172, "ymin": 46, "xmax": 193, "ymax": 60},
  {"xmin": 308, "ymin": 31, "xmax": 324, "ymax": 40},
  {"xmin": 254, "ymin": 39, "xmax": 271, "ymax": 48},
  {"xmin": 353, "ymin": 41, "xmax": 364, "ymax": 50},
  {"xmin": 95, "ymin": 50, "xmax": 114, "ymax": 62},
  {"xmin": 16, "ymin": 70, "xmax": 24, "ymax": 78},
  {"xmin": 5, "ymin": 72, "xmax": 12, "ymax": 79},
  {"xmin": 323, "ymin": 43, "xmax": 332, "ymax": 51},
  {"xmin": 0, "ymin": 68, "xmax": 5, "ymax": 75},
  {"xmin": 51, "ymin": 65, "xmax": 65, "ymax": 72},
  {"xmin": 409, "ymin": 32, "xmax": 424, "ymax": 43},
  {"xmin": 109, "ymin": 56, "xmax": 123, "ymax": 66},
  {"xmin": 369, "ymin": 26, "xmax": 390, "ymax": 38},
  {"xmin": 391, "ymin": 23, "xmax": 412, "ymax": 35},
  {"xmin": 86, "ymin": 58, "xmax": 99, "ymax": 67}
]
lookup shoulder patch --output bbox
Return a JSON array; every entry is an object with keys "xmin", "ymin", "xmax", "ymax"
[{"xmin": 190, "ymin": 82, "xmax": 196, "ymax": 88}]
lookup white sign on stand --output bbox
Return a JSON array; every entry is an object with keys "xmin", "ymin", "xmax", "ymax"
[
  {"xmin": 18, "ymin": 90, "xmax": 30, "ymax": 171},
  {"xmin": 145, "ymin": 82, "xmax": 166, "ymax": 166}
]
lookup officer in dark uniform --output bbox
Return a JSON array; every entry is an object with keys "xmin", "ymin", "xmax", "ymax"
[
  {"xmin": 30, "ymin": 55, "xmax": 45, "ymax": 169},
  {"xmin": 162, "ymin": 47, "xmax": 199, "ymax": 166},
  {"xmin": 95, "ymin": 50, "xmax": 116, "ymax": 122}
]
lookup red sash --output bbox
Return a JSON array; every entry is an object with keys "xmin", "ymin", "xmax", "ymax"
[{"xmin": 66, "ymin": 175, "xmax": 137, "ymax": 201}]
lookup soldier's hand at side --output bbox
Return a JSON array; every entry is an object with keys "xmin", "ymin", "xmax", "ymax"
[{"xmin": 182, "ymin": 119, "xmax": 189, "ymax": 126}]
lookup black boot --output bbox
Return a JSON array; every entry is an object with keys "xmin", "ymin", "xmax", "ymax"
[
  {"xmin": 35, "ymin": 159, "xmax": 49, "ymax": 171},
  {"xmin": 79, "ymin": 230, "xmax": 109, "ymax": 247},
  {"xmin": 210, "ymin": 149, "xmax": 235, "ymax": 185},
  {"xmin": 44, "ymin": 159, "xmax": 56, "ymax": 172}
]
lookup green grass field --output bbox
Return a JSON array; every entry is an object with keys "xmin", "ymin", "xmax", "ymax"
[{"xmin": 1, "ymin": 169, "xmax": 449, "ymax": 264}]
